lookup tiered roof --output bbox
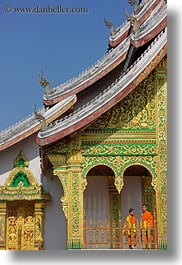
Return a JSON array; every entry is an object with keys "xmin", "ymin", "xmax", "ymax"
[
  {"xmin": 0, "ymin": 95, "xmax": 76, "ymax": 151},
  {"xmin": 109, "ymin": 0, "xmax": 163, "ymax": 47},
  {"xmin": 0, "ymin": 0, "xmax": 167, "ymax": 150},
  {"xmin": 43, "ymin": 0, "xmax": 167, "ymax": 106},
  {"xmin": 37, "ymin": 28, "xmax": 167, "ymax": 146}
]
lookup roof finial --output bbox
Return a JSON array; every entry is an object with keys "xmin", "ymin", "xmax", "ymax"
[
  {"xmin": 34, "ymin": 104, "xmax": 47, "ymax": 131},
  {"xmin": 39, "ymin": 71, "xmax": 52, "ymax": 96},
  {"xmin": 104, "ymin": 17, "xmax": 117, "ymax": 37},
  {"xmin": 128, "ymin": 0, "xmax": 140, "ymax": 15},
  {"xmin": 126, "ymin": 9, "xmax": 139, "ymax": 34}
]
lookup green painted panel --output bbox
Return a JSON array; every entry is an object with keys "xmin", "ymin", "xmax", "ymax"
[{"xmin": 10, "ymin": 172, "xmax": 31, "ymax": 187}]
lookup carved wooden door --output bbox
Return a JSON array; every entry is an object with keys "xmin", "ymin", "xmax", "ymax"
[{"xmin": 6, "ymin": 201, "xmax": 35, "ymax": 250}]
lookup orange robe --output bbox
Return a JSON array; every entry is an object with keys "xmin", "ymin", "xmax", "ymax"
[
  {"xmin": 123, "ymin": 215, "xmax": 137, "ymax": 248},
  {"xmin": 141, "ymin": 211, "xmax": 154, "ymax": 229},
  {"xmin": 140, "ymin": 211, "xmax": 154, "ymax": 245}
]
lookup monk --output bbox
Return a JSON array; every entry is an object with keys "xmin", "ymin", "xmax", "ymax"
[
  {"xmin": 123, "ymin": 208, "xmax": 137, "ymax": 249},
  {"xmin": 140, "ymin": 204, "xmax": 154, "ymax": 248}
]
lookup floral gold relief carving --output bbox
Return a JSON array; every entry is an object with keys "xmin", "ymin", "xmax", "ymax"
[
  {"xmin": 0, "ymin": 151, "xmax": 50, "ymax": 250},
  {"xmin": 155, "ymin": 57, "xmax": 167, "ymax": 240},
  {"xmin": 85, "ymin": 72, "xmax": 156, "ymax": 131},
  {"xmin": 44, "ymin": 56, "xmax": 167, "ymax": 249},
  {"xmin": 54, "ymin": 169, "xmax": 68, "ymax": 219}
]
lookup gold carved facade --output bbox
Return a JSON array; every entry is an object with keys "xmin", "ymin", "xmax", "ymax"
[
  {"xmin": 46, "ymin": 57, "xmax": 167, "ymax": 249},
  {"xmin": 0, "ymin": 57, "xmax": 167, "ymax": 250},
  {"xmin": 6, "ymin": 201, "xmax": 35, "ymax": 250},
  {"xmin": 0, "ymin": 151, "xmax": 50, "ymax": 250}
]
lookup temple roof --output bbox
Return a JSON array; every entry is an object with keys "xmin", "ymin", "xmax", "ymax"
[
  {"xmin": 43, "ymin": 36, "xmax": 130, "ymax": 106},
  {"xmin": 130, "ymin": 2, "xmax": 167, "ymax": 47},
  {"xmin": 0, "ymin": 0, "xmax": 167, "ymax": 150},
  {"xmin": 43, "ymin": 0, "xmax": 167, "ymax": 106},
  {"xmin": 0, "ymin": 95, "xmax": 76, "ymax": 151},
  {"xmin": 109, "ymin": 0, "xmax": 162, "ymax": 47},
  {"xmin": 37, "ymin": 27, "xmax": 167, "ymax": 146}
]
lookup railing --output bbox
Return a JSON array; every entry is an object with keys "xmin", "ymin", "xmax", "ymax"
[{"xmin": 83, "ymin": 216, "xmax": 160, "ymax": 250}]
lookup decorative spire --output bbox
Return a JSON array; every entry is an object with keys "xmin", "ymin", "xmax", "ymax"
[
  {"xmin": 104, "ymin": 17, "xmax": 117, "ymax": 37},
  {"xmin": 128, "ymin": 0, "xmax": 141, "ymax": 15},
  {"xmin": 34, "ymin": 104, "xmax": 47, "ymax": 131},
  {"xmin": 126, "ymin": 9, "xmax": 139, "ymax": 34},
  {"xmin": 39, "ymin": 71, "xmax": 52, "ymax": 96}
]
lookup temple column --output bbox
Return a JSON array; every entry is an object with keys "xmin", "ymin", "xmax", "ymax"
[
  {"xmin": 66, "ymin": 149, "xmax": 84, "ymax": 249},
  {"xmin": 54, "ymin": 153, "xmax": 84, "ymax": 249},
  {"xmin": 155, "ymin": 57, "xmax": 167, "ymax": 249},
  {"xmin": 52, "ymin": 143, "xmax": 84, "ymax": 249},
  {"xmin": 34, "ymin": 202, "xmax": 46, "ymax": 250},
  {"xmin": 142, "ymin": 176, "xmax": 156, "ymax": 214},
  {"xmin": 0, "ymin": 202, "xmax": 6, "ymax": 250},
  {"xmin": 109, "ymin": 176, "xmax": 122, "ymax": 249}
]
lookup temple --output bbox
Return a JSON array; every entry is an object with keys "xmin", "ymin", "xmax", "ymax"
[{"xmin": 0, "ymin": 0, "xmax": 167, "ymax": 250}]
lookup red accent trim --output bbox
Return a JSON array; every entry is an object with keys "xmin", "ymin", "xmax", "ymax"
[
  {"xmin": 109, "ymin": 30, "xmax": 129, "ymax": 48},
  {"xmin": 37, "ymin": 45, "xmax": 167, "ymax": 146},
  {"xmin": 43, "ymin": 51, "xmax": 127, "ymax": 106},
  {"xmin": 0, "ymin": 125, "xmax": 40, "ymax": 152},
  {"xmin": 131, "ymin": 17, "xmax": 167, "ymax": 48},
  {"xmin": 0, "ymin": 97, "xmax": 76, "ymax": 151},
  {"xmin": 109, "ymin": 0, "xmax": 161, "ymax": 48},
  {"xmin": 138, "ymin": 0, "xmax": 161, "ymax": 25}
]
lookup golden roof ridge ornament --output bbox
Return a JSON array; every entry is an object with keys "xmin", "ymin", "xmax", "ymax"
[
  {"xmin": 39, "ymin": 71, "xmax": 52, "ymax": 96},
  {"xmin": 126, "ymin": 9, "xmax": 139, "ymax": 35},
  {"xmin": 34, "ymin": 104, "xmax": 47, "ymax": 131},
  {"xmin": 128, "ymin": 0, "xmax": 141, "ymax": 15},
  {"xmin": 104, "ymin": 17, "xmax": 117, "ymax": 37}
]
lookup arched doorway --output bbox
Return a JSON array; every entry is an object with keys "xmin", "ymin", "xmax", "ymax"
[
  {"xmin": 121, "ymin": 165, "xmax": 157, "ymax": 249},
  {"xmin": 84, "ymin": 165, "xmax": 121, "ymax": 249},
  {"xmin": 83, "ymin": 164, "xmax": 157, "ymax": 249},
  {"xmin": 121, "ymin": 165, "xmax": 156, "ymax": 220}
]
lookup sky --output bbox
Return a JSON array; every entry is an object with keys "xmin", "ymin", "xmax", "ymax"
[
  {"xmin": 0, "ymin": 0, "xmax": 133, "ymax": 131},
  {"xmin": 0, "ymin": 0, "xmax": 180, "ymax": 131},
  {"xmin": 1, "ymin": 1, "xmax": 182, "ymax": 264}
]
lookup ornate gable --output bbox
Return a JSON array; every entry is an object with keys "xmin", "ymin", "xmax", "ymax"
[
  {"xmin": 13, "ymin": 150, "xmax": 29, "ymax": 167},
  {"xmin": 0, "ymin": 151, "xmax": 50, "ymax": 201},
  {"xmin": 84, "ymin": 70, "xmax": 156, "ymax": 133}
]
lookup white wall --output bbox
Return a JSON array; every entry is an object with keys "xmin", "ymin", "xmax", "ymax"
[
  {"xmin": 0, "ymin": 134, "xmax": 41, "ymax": 185},
  {"xmin": 0, "ymin": 134, "xmax": 67, "ymax": 249},
  {"xmin": 84, "ymin": 175, "xmax": 110, "ymax": 249},
  {"xmin": 121, "ymin": 175, "xmax": 143, "ymax": 223},
  {"xmin": 42, "ymin": 172, "xmax": 67, "ymax": 250},
  {"xmin": 84, "ymin": 175, "xmax": 110, "ymax": 222},
  {"xmin": 84, "ymin": 175, "xmax": 143, "ymax": 223}
]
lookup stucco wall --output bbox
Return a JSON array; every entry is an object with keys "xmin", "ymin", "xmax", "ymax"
[
  {"xmin": 121, "ymin": 175, "xmax": 143, "ymax": 223},
  {"xmin": 84, "ymin": 174, "xmax": 143, "ymax": 222},
  {"xmin": 42, "ymin": 172, "xmax": 67, "ymax": 250},
  {"xmin": 0, "ymin": 133, "xmax": 41, "ymax": 185},
  {"xmin": 84, "ymin": 175, "xmax": 110, "ymax": 222}
]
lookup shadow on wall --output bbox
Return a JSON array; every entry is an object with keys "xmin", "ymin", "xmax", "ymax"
[
  {"xmin": 42, "ymin": 171, "xmax": 67, "ymax": 250},
  {"xmin": 0, "ymin": 134, "xmax": 39, "ymax": 177}
]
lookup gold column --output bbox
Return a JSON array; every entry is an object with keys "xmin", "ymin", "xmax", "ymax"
[
  {"xmin": 142, "ymin": 176, "xmax": 156, "ymax": 214},
  {"xmin": 0, "ymin": 202, "xmax": 6, "ymax": 250},
  {"xmin": 53, "ymin": 149, "xmax": 84, "ymax": 249},
  {"xmin": 34, "ymin": 202, "xmax": 46, "ymax": 250},
  {"xmin": 66, "ymin": 149, "xmax": 84, "ymax": 249},
  {"xmin": 109, "ymin": 176, "xmax": 121, "ymax": 249},
  {"xmin": 155, "ymin": 57, "xmax": 167, "ymax": 249},
  {"xmin": 54, "ymin": 165, "xmax": 69, "ymax": 219}
]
